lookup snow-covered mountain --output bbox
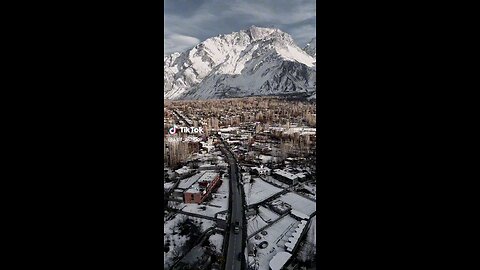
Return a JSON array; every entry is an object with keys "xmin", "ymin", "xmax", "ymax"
[
  {"xmin": 303, "ymin": 37, "xmax": 316, "ymax": 58},
  {"xmin": 164, "ymin": 26, "xmax": 316, "ymax": 100}
]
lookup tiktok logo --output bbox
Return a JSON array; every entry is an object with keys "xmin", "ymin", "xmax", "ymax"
[
  {"xmin": 168, "ymin": 125, "xmax": 177, "ymax": 135},
  {"xmin": 168, "ymin": 124, "xmax": 203, "ymax": 135}
]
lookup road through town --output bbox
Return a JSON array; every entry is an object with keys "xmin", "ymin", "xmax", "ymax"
[{"xmin": 221, "ymin": 145, "xmax": 244, "ymax": 270}]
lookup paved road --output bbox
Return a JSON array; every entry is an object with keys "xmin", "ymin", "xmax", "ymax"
[{"xmin": 221, "ymin": 146, "xmax": 244, "ymax": 270}]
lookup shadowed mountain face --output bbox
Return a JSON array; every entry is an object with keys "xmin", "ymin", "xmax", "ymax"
[{"xmin": 164, "ymin": 26, "xmax": 316, "ymax": 100}]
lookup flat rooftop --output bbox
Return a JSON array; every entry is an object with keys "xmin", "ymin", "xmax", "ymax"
[{"xmin": 198, "ymin": 171, "xmax": 219, "ymax": 182}]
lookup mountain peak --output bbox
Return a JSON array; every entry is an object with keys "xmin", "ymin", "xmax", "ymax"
[
  {"xmin": 164, "ymin": 27, "xmax": 316, "ymax": 100},
  {"xmin": 243, "ymin": 25, "xmax": 281, "ymax": 41}
]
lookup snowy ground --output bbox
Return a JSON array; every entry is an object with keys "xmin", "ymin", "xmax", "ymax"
[
  {"xmin": 164, "ymin": 214, "xmax": 190, "ymax": 269},
  {"xmin": 208, "ymin": 233, "xmax": 224, "ymax": 254},
  {"xmin": 180, "ymin": 175, "xmax": 229, "ymax": 218},
  {"xmin": 186, "ymin": 216, "xmax": 216, "ymax": 232},
  {"xmin": 278, "ymin": 192, "xmax": 316, "ymax": 217},
  {"xmin": 164, "ymin": 213, "xmax": 216, "ymax": 269},
  {"xmin": 247, "ymin": 214, "xmax": 268, "ymax": 237},
  {"xmin": 244, "ymin": 178, "xmax": 283, "ymax": 206},
  {"xmin": 248, "ymin": 214, "xmax": 299, "ymax": 270}
]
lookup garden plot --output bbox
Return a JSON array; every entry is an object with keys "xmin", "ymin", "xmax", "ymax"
[
  {"xmin": 181, "ymin": 176, "xmax": 229, "ymax": 218},
  {"xmin": 244, "ymin": 178, "xmax": 283, "ymax": 206},
  {"xmin": 248, "ymin": 215, "xmax": 300, "ymax": 270},
  {"xmin": 278, "ymin": 192, "xmax": 316, "ymax": 217}
]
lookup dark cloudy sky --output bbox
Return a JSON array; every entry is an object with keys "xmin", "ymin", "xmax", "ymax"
[{"xmin": 164, "ymin": 0, "xmax": 316, "ymax": 56}]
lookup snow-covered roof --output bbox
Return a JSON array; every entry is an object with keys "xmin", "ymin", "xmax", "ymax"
[
  {"xmin": 269, "ymin": 252, "xmax": 292, "ymax": 270},
  {"xmin": 175, "ymin": 166, "xmax": 191, "ymax": 175},
  {"xmin": 252, "ymin": 166, "xmax": 271, "ymax": 172},
  {"xmin": 198, "ymin": 171, "xmax": 219, "ymax": 182},
  {"xmin": 296, "ymin": 173, "xmax": 306, "ymax": 178},
  {"xmin": 219, "ymin": 127, "xmax": 238, "ymax": 132},
  {"xmin": 177, "ymin": 173, "xmax": 203, "ymax": 189},
  {"xmin": 273, "ymin": 169, "xmax": 298, "ymax": 180},
  {"xmin": 285, "ymin": 220, "xmax": 308, "ymax": 252},
  {"xmin": 291, "ymin": 209, "xmax": 309, "ymax": 220}
]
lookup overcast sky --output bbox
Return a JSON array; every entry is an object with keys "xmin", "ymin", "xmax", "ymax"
[{"xmin": 164, "ymin": 0, "xmax": 316, "ymax": 56}]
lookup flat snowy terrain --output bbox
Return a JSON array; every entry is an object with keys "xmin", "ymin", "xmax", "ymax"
[
  {"xmin": 163, "ymin": 213, "xmax": 216, "ymax": 269},
  {"xmin": 244, "ymin": 178, "xmax": 283, "ymax": 206}
]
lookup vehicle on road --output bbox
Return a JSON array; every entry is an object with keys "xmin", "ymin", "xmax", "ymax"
[
  {"xmin": 234, "ymin": 221, "xmax": 240, "ymax": 234},
  {"xmin": 237, "ymin": 252, "xmax": 243, "ymax": 261}
]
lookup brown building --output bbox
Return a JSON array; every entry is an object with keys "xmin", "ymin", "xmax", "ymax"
[
  {"xmin": 183, "ymin": 172, "xmax": 220, "ymax": 204},
  {"xmin": 184, "ymin": 190, "xmax": 203, "ymax": 203}
]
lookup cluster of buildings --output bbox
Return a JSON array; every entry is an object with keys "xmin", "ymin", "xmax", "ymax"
[{"xmin": 163, "ymin": 97, "xmax": 317, "ymax": 270}]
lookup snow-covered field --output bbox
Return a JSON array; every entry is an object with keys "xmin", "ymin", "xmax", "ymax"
[
  {"xmin": 180, "ymin": 175, "xmax": 229, "ymax": 218},
  {"xmin": 164, "ymin": 214, "xmax": 189, "ymax": 269},
  {"xmin": 248, "ymin": 214, "xmax": 299, "ymax": 270},
  {"xmin": 247, "ymin": 214, "xmax": 268, "ymax": 237},
  {"xmin": 164, "ymin": 213, "xmax": 216, "ymax": 269},
  {"xmin": 186, "ymin": 216, "xmax": 216, "ymax": 232},
  {"xmin": 278, "ymin": 192, "xmax": 316, "ymax": 217},
  {"xmin": 244, "ymin": 178, "xmax": 283, "ymax": 206},
  {"xmin": 208, "ymin": 233, "xmax": 224, "ymax": 254}
]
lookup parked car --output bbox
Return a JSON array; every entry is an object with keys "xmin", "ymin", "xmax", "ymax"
[{"xmin": 237, "ymin": 252, "xmax": 243, "ymax": 261}]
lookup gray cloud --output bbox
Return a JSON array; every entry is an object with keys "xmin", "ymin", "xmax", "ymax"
[
  {"xmin": 164, "ymin": 0, "xmax": 316, "ymax": 56},
  {"xmin": 164, "ymin": 33, "xmax": 200, "ymax": 56}
]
